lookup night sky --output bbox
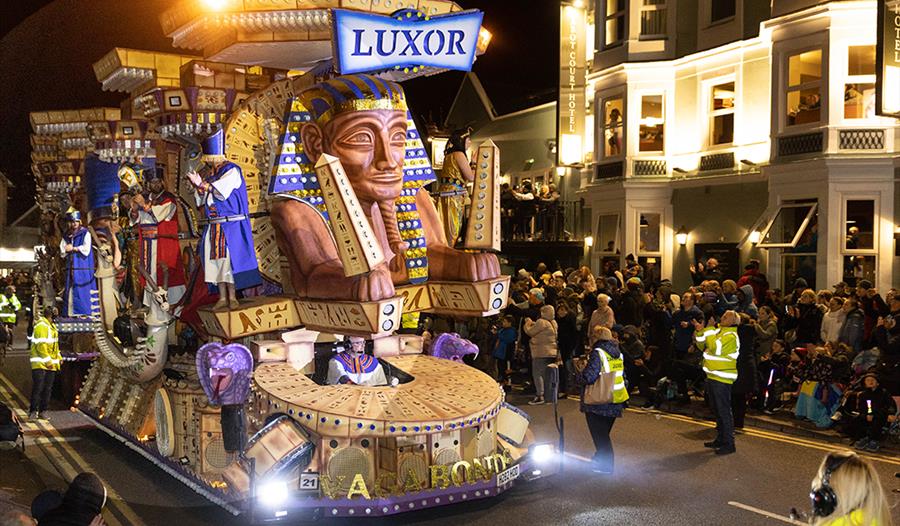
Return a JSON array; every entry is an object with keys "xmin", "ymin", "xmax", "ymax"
[{"xmin": 0, "ymin": 0, "xmax": 557, "ymax": 222}]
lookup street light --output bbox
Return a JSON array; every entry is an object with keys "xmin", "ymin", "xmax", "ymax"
[
  {"xmin": 675, "ymin": 226, "xmax": 688, "ymax": 246},
  {"xmin": 584, "ymin": 236, "xmax": 594, "ymax": 248},
  {"xmin": 748, "ymin": 230, "xmax": 761, "ymax": 244}
]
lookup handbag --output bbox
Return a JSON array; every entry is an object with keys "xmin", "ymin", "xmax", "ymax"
[{"xmin": 580, "ymin": 350, "xmax": 616, "ymax": 405}]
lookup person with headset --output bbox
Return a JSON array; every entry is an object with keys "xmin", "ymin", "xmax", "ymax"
[{"xmin": 809, "ymin": 450, "xmax": 891, "ymax": 525}]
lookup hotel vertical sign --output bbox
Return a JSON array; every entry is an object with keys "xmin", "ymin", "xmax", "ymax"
[
  {"xmin": 558, "ymin": 4, "xmax": 587, "ymax": 166},
  {"xmin": 876, "ymin": 0, "xmax": 900, "ymax": 117}
]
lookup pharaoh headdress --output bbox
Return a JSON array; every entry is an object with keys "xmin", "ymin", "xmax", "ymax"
[{"xmin": 268, "ymin": 74, "xmax": 436, "ymax": 284}]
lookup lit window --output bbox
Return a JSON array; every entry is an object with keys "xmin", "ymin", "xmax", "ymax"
[
  {"xmin": 604, "ymin": 0, "xmax": 626, "ymax": 47},
  {"xmin": 710, "ymin": 82, "xmax": 735, "ymax": 145},
  {"xmin": 842, "ymin": 198, "xmax": 876, "ymax": 287},
  {"xmin": 844, "ymin": 46, "xmax": 876, "ymax": 119},
  {"xmin": 710, "ymin": 0, "xmax": 735, "ymax": 23},
  {"xmin": 602, "ymin": 96, "xmax": 624, "ymax": 158},
  {"xmin": 756, "ymin": 202, "xmax": 818, "ymax": 249},
  {"xmin": 640, "ymin": 0, "xmax": 666, "ymax": 37},
  {"xmin": 638, "ymin": 95, "xmax": 664, "ymax": 152},
  {"xmin": 639, "ymin": 213, "xmax": 661, "ymax": 253},
  {"xmin": 786, "ymin": 49, "xmax": 822, "ymax": 126},
  {"xmin": 597, "ymin": 215, "xmax": 620, "ymax": 254}
]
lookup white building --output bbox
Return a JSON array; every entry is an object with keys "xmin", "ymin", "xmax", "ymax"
[{"xmin": 571, "ymin": 0, "xmax": 899, "ymax": 291}]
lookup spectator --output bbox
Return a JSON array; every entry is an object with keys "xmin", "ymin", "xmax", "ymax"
[
  {"xmin": 832, "ymin": 281, "xmax": 850, "ymax": 299},
  {"xmin": 672, "ymin": 292, "xmax": 703, "ymax": 359},
  {"xmin": 588, "ymin": 294, "xmax": 616, "ymax": 345},
  {"xmin": 736, "ymin": 260, "xmax": 769, "ymax": 305},
  {"xmin": 524, "ymin": 305, "xmax": 558, "ymax": 405},
  {"xmin": 750, "ymin": 306, "xmax": 778, "ymax": 360},
  {"xmin": 808, "ymin": 451, "xmax": 890, "ymax": 526},
  {"xmin": 29, "ymin": 306, "xmax": 60, "ymax": 420},
  {"xmin": 785, "ymin": 289, "xmax": 823, "ymax": 346},
  {"xmin": 618, "ymin": 278, "xmax": 645, "ymax": 328},
  {"xmin": 856, "ymin": 280, "xmax": 887, "ymax": 346},
  {"xmin": 736, "ymin": 284, "xmax": 759, "ymax": 319},
  {"xmin": 848, "ymin": 373, "xmax": 895, "ymax": 452},
  {"xmin": 38, "ymin": 472, "xmax": 107, "ymax": 526},
  {"xmin": 576, "ymin": 327, "xmax": 628, "ymax": 474},
  {"xmin": 693, "ymin": 310, "xmax": 740, "ymax": 455},
  {"xmin": 492, "ymin": 315, "xmax": 517, "ymax": 387},
  {"xmin": 690, "ymin": 257, "xmax": 723, "ymax": 285},
  {"xmin": 620, "ymin": 325, "xmax": 653, "ymax": 402},
  {"xmin": 873, "ymin": 306, "xmax": 900, "ymax": 397},
  {"xmin": 820, "ymin": 297, "xmax": 846, "ymax": 346},
  {"xmin": 624, "ymin": 254, "xmax": 643, "ymax": 280},
  {"xmin": 732, "ymin": 313, "xmax": 758, "ymax": 429},
  {"xmin": 556, "ymin": 301, "xmax": 580, "ymax": 395},
  {"xmin": 794, "ymin": 346, "xmax": 842, "ymax": 428},
  {"xmin": 715, "ymin": 280, "xmax": 740, "ymax": 316},
  {"xmin": 839, "ymin": 297, "xmax": 865, "ymax": 352}
]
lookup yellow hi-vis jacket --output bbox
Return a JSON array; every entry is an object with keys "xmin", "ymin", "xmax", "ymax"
[
  {"xmin": 695, "ymin": 325, "xmax": 739, "ymax": 384},
  {"xmin": 598, "ymin": 347, "xmax": 630, "ymax": 404},
  {"xmin": 30, "ymin": 316, "xmax": 60, "ymax": 371},
  {"xmin": 0, "ymin": 293, "xmax": 21, "ymax": 324}
]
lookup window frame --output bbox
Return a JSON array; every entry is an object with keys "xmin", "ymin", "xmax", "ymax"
[
  {"xmin": 596, "ymin": 214, "xmax": 621, "ymax": 255},
  {"xmin": 842, "ymin": 44, "xmax": 876, "ymax": 121},
  {"xmin": 600, "ymin": 94, "xmax": 626, "ymax": 160},
  {"xmin": 603, "ymin": 0, "xmax": 627, "ymax": 49},
  {"xmin": 639, "ymin": 0, "xmax": 667, "ymax": 39},
  {"xmin": 638, "ymin": 93, "xmax": 665, "ymax": 153},
  {"xmin": 756, "ymin": 202, "xmax": 819, "ymax": 249},
  {"xmin": 636, "ymin": 211, "xmax": 663, "ymax": 256},
  {"xmin": 841, "ymin": 196, "xmax": 878, "ymax": 255},
  {"xmin": 709, "ymin": 0, "xmax": 736, "ymax": 25},
  {"xmin": 784, "ymin": 47, "xmax": 824, "ymax": 129},
  {"xmin": 707, "ymin": 78, "xmax": 736, "ymax": 147}
]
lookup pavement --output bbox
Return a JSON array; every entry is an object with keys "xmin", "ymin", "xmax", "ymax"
[{"xmin": 2, "ymin": 319, "xmax": 900, "ymax": 525}]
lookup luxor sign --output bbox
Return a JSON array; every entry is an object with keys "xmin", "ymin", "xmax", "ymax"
[{"xmin": 332, "ymin": 8, "xmax": 484, "ymax": 75}]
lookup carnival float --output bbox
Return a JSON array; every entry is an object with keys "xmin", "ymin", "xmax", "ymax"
[{"xmin": 29, "ymin": 1, "xmax": 555, "ymax": 522}]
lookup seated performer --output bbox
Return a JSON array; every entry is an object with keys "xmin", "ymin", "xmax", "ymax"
[
  {"xmin": 187, "ymin": 129, "xmax": 261, "ymax": 309},
  {"xmin": 59, "ymin": 209, "xmax": 97, "ymax": 317},
  {"xmin": 326, "ymin": 337, "xmax": 387, "ymax": 387},
  {"xmin": 131, "ymin": 168, "xmax": 186, "ymax": 320}
]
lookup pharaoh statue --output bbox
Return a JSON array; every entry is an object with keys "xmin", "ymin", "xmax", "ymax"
[{"xmin": 270, "ymin": 74, "xmax": 500, "ymax": 302}]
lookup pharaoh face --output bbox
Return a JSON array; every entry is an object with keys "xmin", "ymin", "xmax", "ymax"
[
  {"xmin": 196, "ymin": 342, "xmax": 253, "ymax": 406},
  {"xmin": 302, "ymin": 109, "xmax": 407, "ymax": 204}
]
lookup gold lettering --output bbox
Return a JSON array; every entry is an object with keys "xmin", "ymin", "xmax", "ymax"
[
  {"xmin": 374, "ymin": 472, "xmax": 398, "ymax": 498},
  {"xmin": 471, "ymin": 458, "xmax": 493, "ymax": 481},
  {"xmin": 450, "ymin": 460, "xmax": 472, "ymax": 486},
  {"xmin": 401, "ymin": 468, "xmax": 425, "ymax": 493},
  {"xmin": 429, "ymin": 464, "xmax": 452, "ymax": 489},
  {"xmin": 319, "ymin": 475, "xmax": 345, "ymax": 499},
  {"xmin": 346, "ymin": 473, "xmax": 371, "ymax": 499}
]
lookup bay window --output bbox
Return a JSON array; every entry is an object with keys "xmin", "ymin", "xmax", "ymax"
[
  {"xmin": 786, "ymin": 49, "xmax": 822, "ymax": 126},
  {"xmin": 843, "ymin": 46, "xmax": 876, "ymax": 119},
  {"xmin": 639, "ymin": 95, "xmax": 664, "ymax": 152},
  {"xmin": 710, "ymin": 82, "xmax": 735, "ymax": 145}
]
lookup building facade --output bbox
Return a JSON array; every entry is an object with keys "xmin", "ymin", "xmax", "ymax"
[{"xmin": 566, "ymin": 0, "xmax": 899, "ymax": 291}]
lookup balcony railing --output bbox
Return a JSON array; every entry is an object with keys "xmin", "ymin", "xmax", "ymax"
[{"xmin": 501, "ymin": 200, "xmax": 587, "ymax": 242}]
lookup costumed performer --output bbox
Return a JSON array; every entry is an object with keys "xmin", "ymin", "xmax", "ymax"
[
  {"xmin": 326, "ymin": 337, "xmax": 387, "ymax": 386},
  {"xmin": 187, "ymin": 129, "xmax": 261, "ymax": 309},
  {"xmin": 59, "ymin": 209, "xmax": 97, "ymax": 317},
  {"xmin": 131, "ymin": 167, "xmax": 187, "ymax": 321},
  {"xmin": 434, "ymin": 127, "xmax": 475, "ymax": 247}
]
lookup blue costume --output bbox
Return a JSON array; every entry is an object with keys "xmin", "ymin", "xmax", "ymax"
[
  {"xmin": 197, "ymin": 161, "xmax": 261, "ymax": 291},
  {"xmin": 60, "ymin": 224, "xmax": 97, "ymax": 317}
]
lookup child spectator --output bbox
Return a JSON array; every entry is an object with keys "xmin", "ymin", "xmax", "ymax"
[
  {"xmin": 492, "ymin": 315, "xmax": 517, "ymax": 388},
  {"xmin": 848, "ymin": 373, "xmax": 896, "ymax": 452},
  {"xmin": 820, "ymin": 296, "xmax": 846, "ymax": 346}
]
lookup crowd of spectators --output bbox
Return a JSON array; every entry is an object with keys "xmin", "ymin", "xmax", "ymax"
[
  {"xmin": 499, "ymin": 180, "xmax": 567, "ymax": 242},
  {"xmin": 415, "ymin": 258, "xmax": 900, "ymax": 453}
]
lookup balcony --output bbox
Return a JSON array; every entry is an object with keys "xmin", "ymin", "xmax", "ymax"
[{"xmin": 499, "ymin": 199, "xmax": 590, "ymax": 269}]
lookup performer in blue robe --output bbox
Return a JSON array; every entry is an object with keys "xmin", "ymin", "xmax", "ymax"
[
  {"xmin": 188, "ymin": 129, "xmax": 261, "ymax": 309},
  {"xmin": 59, "ymin": 210, "xmax": 97, "ymax": 317}
]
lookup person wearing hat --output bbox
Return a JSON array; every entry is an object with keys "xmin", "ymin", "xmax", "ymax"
[
  {"xmin": 130, "ymin": 167, "xmax": 187, "ymax": 321},
  {"xmin": 847, "ymin": 373, "xmax": 894, "ymax": 452},
  {"xmin": 187, "ymin": 129, "xmax": 261, "ymax": 309},
  {"xmin": 832, "ymin": 281, "xmax": 850, "ymax": 299},
  {"xmin": 736, "ymin": 259, "xmax": 769, "ymax": 305},
  {"xmin": 59, "ymin": 209, "xmax": 96, "ymax": 317},
  {"xmin": 434, "ymin": 127, "xmax": 474, "ymax": 247}
]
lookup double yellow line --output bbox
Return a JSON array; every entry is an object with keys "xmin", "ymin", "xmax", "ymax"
[
  {"xmin": 628, "ymin": 407, "xmax": 900, "ymax": 466},
  {"xmin": 0, "ymin": 371, "xmax": 146, "ymax": 526}
]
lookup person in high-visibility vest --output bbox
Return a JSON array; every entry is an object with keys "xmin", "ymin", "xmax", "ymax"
[
  {"xmin": 29, "ymin": 306, "xmax": 60, "ymax": 420},
  {"xmin": 577, "ymin": 326, "xmax": 629, "ymax": 474},
  {"xmin": 0, "ymin": 285, "xmax": 22, "ymax": 346},
  {"xmin": 693, "ymin": 309, "xmax": 740, "ymax": 455}
]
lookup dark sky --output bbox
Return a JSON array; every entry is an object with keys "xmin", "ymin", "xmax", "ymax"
[{"xmin": 0, "ymin": 0, "xmax": 557, "ymax": 222}]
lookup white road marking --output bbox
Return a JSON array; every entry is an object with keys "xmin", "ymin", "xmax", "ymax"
[{"xmin": 728, "ymin": 501, "xmax": 806, "ymax": 525}]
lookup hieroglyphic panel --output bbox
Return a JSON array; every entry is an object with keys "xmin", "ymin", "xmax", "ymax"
[
  {"xmin": 295, "ymin": 297, "xmax": 401, "ymax": 336},
  {"xmin": 397, "ymin": 283, "xmax": 432, "ymax": 314},
  {"xmin": 198, "ymin": 296, "xmax": 301, "ymax": 339},
  {"xmin": 426, "ymin": 282, "xmax": 485, "ymax": 312},
  {"xmin": 463, "ymin": 139, "xmax": 500, "ymax": 251},
  {"xmin": 315, "ymin": 154, "xmax": 384, "ymax": 277}
]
